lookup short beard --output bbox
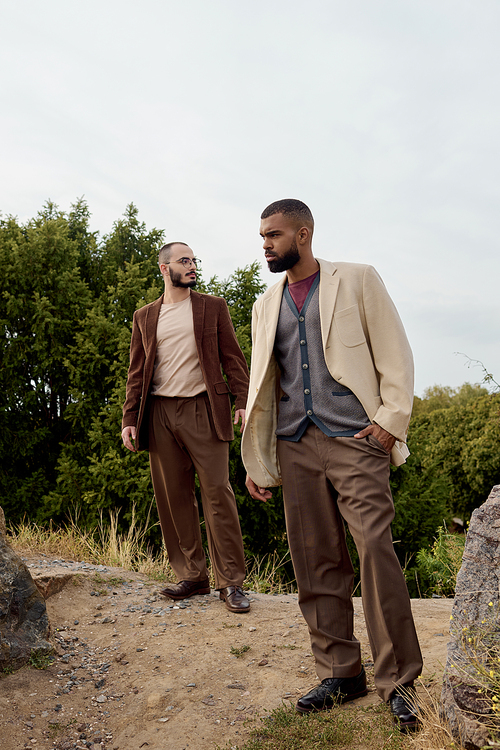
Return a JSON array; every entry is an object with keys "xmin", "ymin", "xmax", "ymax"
[
  {"xmin": 267, "ymin": 239, "xmax": 300, "ymax": 273},
  {"xmin": 170, "ymin": 270, "xmax": 197, "ymax": 288}
]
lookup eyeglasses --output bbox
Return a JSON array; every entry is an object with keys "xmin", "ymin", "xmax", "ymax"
[{"xmin": 166, "ymin": 257, "xmax": 200, "ymax": 268}]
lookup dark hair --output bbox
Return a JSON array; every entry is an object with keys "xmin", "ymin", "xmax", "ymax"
[
  {"xmin": 158, "ymin": 241, "xmax": 189, "ymax": 265},
  {"xmin": 261, "ymin": 199, "xmax": 314, "ymax": 228}
]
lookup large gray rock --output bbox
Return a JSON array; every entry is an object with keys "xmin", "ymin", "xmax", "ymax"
[
  {"xmin": 0, "ymin": 506, "xmax": 53, "ymax": 670},
  {"xmin": 442, "ymin": 485, "xmax": 500, "ymax": 750}
]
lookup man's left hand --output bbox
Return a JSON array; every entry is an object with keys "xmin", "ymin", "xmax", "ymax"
[
  {"xmin": 354, "ymin": 423, "xmax": 396, "ymax": 454},
  {"xmin": 234, "ymin": 409, "xmax": 246, "ymax": 432}
]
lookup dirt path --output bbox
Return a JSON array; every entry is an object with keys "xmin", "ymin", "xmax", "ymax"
[{"xmin": 0, "ymin": 557, "xmax": 453, "ymax": 750}]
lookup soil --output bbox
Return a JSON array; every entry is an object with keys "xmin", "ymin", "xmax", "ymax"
[{"xmin": 0, "ymin": 555, "xmax": 453, "ymax": 750}]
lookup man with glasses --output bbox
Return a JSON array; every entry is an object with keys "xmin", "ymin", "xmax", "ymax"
[{"xmin": 122, "ymin": 242, "xmax": 251, "ymax": 613}]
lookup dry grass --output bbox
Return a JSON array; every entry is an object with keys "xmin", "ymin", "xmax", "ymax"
[
  {"xmin": 408, "ymin": 682, "xmax": 465, "ymax": 750},
  {"xmin": 244, "ymin": 550, "xmax": 296, "ymax": 595},
  {"xmin": 7, "ymin": 505, "xmax": 175, "ymax": 582}
]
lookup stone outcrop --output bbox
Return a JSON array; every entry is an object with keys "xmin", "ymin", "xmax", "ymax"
[
  {"xmin": 33, "ymin": 572, "xmax": 73, "ymax": 599},
  {"xmin": 0, "ymin": 506, "xmax": 53, "ymax": 670},
  {"xmin": 442, "ymin": 485, "xmax": 500, "ymax": 750}
]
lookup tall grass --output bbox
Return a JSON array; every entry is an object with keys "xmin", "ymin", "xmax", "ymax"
[
  {"xmin": 8, "ymin": 505, "xmax": 173, "ymax": 581},
  {"xmin": 415, "ymin": 525, "xmax": 465, "ymax": 598},
  {"xmin": 8, "ymin": 510, "xmax": 295, "ymax": 592}
]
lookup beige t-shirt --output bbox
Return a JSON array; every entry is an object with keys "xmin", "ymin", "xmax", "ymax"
[{"xmin": 150, "ymin": 296, "xmax": 206, "ymax": 397}]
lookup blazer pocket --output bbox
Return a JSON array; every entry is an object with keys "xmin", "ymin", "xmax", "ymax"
[
  {"xmin": 334, "ymin": 305, "xmax": 366, "ymax": 347},
  {"xmin": 214, "ymin": 381, "xmax": 230, "ymax": 395}
]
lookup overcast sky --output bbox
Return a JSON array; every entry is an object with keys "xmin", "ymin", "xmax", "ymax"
[{"xmin": 1, "ymin": 0, "xmax": 499, "ymax": 396}]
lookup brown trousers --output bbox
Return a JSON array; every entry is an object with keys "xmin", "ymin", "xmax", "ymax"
[
  {"xmin": 277, "ymin": 426, "xmax": 422, "ymax": 701},
  {"xmin": 148, "ymin": 393, "xmax": 246, "ymax": 589}
]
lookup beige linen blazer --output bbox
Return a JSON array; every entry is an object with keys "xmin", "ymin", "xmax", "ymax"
[{"xmin": 241, "ymin": 259, "xmax": 414, "ymax": 487}]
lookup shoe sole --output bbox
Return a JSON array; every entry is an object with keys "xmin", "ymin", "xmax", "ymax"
[
  {"xmin": 295, "ymin": 688, "xmax": 368, "ymax": 713},
  {"xmin": 159, "ymin": 587, "xmax": 210, "ymax": 600},
  {"xmin": 219, "ymin": 595, "xmax": 251, "ymax": 613},
  {"xmin": 223, "ymin": 604, "xmax": 251, "ymax": 613}
]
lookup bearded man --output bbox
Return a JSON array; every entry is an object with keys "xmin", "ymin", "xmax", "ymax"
[
  {"xmin": 122, "ymin": 242, "xmax": 250, "ymax": 614},
  {"xmin": 242, "ymin": 200, "xmax": 422, "ymax": 729}
]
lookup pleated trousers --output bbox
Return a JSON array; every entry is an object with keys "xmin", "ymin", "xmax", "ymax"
[
  {"xmin": 148, "ymin": 393, "xmax": 246, "ymax": 589},
  {"xmin": 277, "ymin": 425, "xmax": 423, "ymax": 701}
]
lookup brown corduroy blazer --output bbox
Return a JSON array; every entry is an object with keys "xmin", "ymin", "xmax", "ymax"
[{"xmin": 122, "ymin": 291, "xmax": 249, "ymax": 450}]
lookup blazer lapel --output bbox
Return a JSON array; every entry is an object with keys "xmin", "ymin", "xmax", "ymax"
[
  {"xmin": 262, "ymin": 277, "xmax": 286, "ymax": 357},
  {"xmin": 190, "ymin": 290, "xmax": 205, "ymax": 347},
  {"xmin": 317, "ymin": 258, "xmax": 340, "ymax": 349},
  {"xmin": 144, "ymin": 296, "xmax": 163, "ymax": 353}
]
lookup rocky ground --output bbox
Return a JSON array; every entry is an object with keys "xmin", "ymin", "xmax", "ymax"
[{"xmin": 0, "ymin": 555, "xmax": 453, "ymax": 750}]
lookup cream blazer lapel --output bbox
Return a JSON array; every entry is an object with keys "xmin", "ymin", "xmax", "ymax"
[
  {"xmin": 317, "ymin": 259, "xmax": 340, "ymax": 351},
  {"xmin": 260, "ymin": 276, "xmax": 286, "ymax": 357}
]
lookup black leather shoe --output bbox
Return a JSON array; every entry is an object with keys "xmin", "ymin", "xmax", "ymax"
[
  {"xmin": 159, "ymin": 578, "xmax": 210, "ymax": 600},
  {"xmin": 296, "ymin": 668, "xmax": 367, "ymax": 713},
  {"xmin": 219, "ymin": 586, "xmax": 250, "ymax": 613},
  {"xmin": 389, "ymin": 685, "xmax": 419, "ymax": 732}
]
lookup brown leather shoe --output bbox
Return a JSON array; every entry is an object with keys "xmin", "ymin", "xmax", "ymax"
[
  {"xmin": 219, "ymin": 586, "xmax": 250, "ymax": 613},
  {"xmin": 159, "ymin": 578, "xmax": 210, "ymax": 600}
]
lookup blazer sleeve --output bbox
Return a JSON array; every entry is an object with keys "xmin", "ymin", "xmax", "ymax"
[
  {"xmin": 217, "ymin": 299, "xmax": 249, "ymax": 410},
  {"xmin": 121, "ymin": 310, "xmax": 146, "ymax": 430},
  {"xmin": 361, "ymin": 265, "xmax": 414, "ymax": 440}
]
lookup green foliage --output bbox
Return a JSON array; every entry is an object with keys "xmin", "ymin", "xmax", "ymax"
[
  {"xmin": 27, "ymin": 649, "xmax": 55, "ymax": 670},
  {"xmin": 408, "ymin": 385, "xmax": 500, "ymax": 520},
  {"xmin": 412, "ymin": 382, "xmax": 489, "ymax": 416},
  {"xmin": 414, "ymin": 525, "xmax": 465, "ymax": 597},
  {"xmin": 0, "ymin": 199, "xmax": 163, "ymax": 530}
]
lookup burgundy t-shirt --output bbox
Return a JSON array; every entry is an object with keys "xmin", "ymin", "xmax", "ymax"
[{"xmin": 287, "ymin": 271, "xmax": 320, "ymax": 312}]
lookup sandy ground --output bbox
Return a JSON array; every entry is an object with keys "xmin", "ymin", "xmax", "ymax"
[{"xmin": 0, "ymin": 557, "xmax": 453, "ymax": 750}]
